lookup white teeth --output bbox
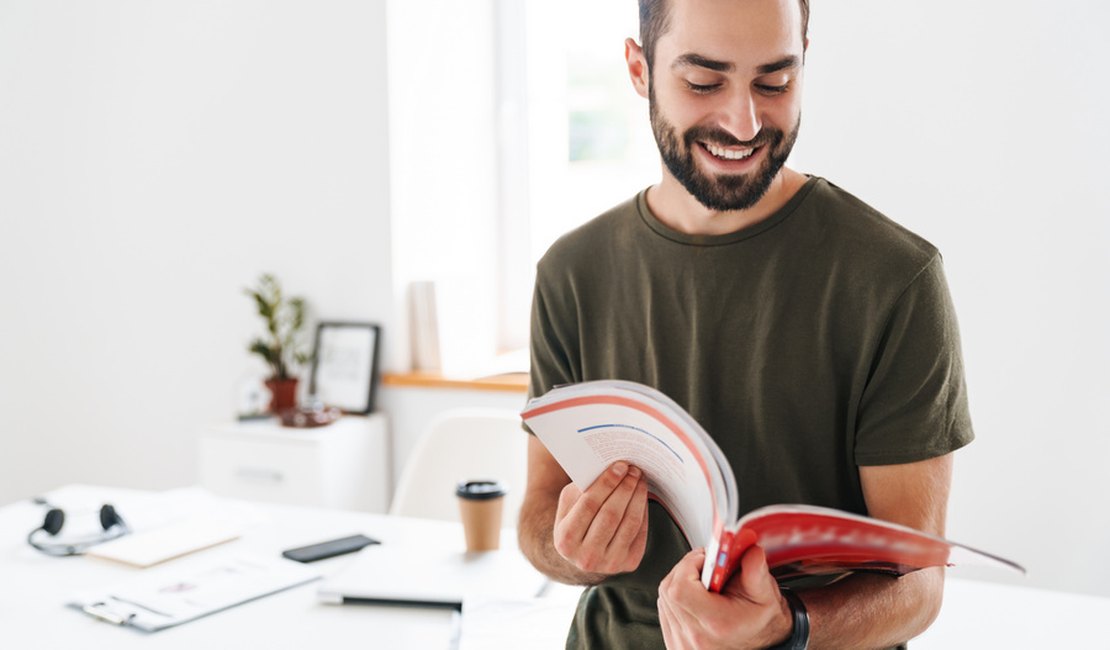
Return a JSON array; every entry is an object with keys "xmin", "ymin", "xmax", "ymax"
[{"xmin": 705, "ymin": 143, "xmax": 754, "ymax": 160}]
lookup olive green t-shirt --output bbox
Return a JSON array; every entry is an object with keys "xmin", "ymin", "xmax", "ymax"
[{"xmin": 527, "ymin": 177, "xmax": 974, "ymax": 649}]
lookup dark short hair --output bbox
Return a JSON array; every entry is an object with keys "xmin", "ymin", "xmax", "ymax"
[{"xmin": 638, "ymin": 0, "xmax": 811, "ymax": 71}]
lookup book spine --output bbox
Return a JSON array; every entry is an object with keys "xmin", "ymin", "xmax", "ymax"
[
  {"xmin": 708, "ymin": 530, "xmax": 733, "ymax": 592},
  {"xmin": 708, "ymin": 527, "xmax": 759, "ymax": 593}
]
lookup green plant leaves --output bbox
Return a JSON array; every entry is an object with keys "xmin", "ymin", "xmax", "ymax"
[{"xmin": 244, "ymin": 273, "xmax": 309, "ymax": 381}]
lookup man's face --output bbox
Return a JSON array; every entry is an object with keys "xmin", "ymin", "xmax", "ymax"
[{"xmin": 645, "ymin": 0, "xmax": 806, "ymax": 211}]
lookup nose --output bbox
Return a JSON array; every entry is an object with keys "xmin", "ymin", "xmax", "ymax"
[{"xmin": 719, "ymin": 87, "xmax": 761, "ymax": 143}]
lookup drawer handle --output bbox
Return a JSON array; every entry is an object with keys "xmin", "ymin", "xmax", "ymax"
[{"xmin": 233, "ymin": 467, "xmax": 285, "ymax": 484}]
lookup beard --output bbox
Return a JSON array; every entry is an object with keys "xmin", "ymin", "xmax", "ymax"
[{"xmin": 650, "ymin": 87, "xmax": 800, "ymax": 212}]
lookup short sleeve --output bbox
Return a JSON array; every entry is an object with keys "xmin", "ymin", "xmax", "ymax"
[
  {"xmin": 854, "ymin": 255, "xmax": 974, "ymax": 465},
  {"xmin": 527, "ymin": 271, "xmax": 579, "ymax": 402}
]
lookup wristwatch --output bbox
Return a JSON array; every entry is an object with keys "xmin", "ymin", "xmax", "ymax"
[{"xmin": 769, "ymin": 587, "xmax": 810, "ymax": 650}]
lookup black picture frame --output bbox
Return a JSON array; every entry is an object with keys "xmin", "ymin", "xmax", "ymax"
[{"xmin": 308, "ymin": 322, "xmax": 382, "ymax": 414}]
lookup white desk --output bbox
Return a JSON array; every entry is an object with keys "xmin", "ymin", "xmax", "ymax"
[
  {"xmin": 3, "ymin": 485, "xmax": 1108, "ymax": 649},
  {"xmin": 1, "ymin": 485, "xmax": 482, "ymax": 649}
]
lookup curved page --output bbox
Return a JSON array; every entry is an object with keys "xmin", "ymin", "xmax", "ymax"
[
  {"xmin": 723, "ymin": 505, "xmax": 1026, "ymax": 583},
  {"xmin": 523, "ymin": 381, "xmax": 733, "ymax": 552}
]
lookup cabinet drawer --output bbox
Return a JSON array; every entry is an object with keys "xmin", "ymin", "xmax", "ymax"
[{"xmin": 199, "ymin": 436, "xmax": 323, "ymax": 506}]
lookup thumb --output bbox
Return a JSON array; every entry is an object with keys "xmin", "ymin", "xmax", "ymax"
[{"xmin": 726, "ymin": 545, "xmax": 779, "ymax": 603}]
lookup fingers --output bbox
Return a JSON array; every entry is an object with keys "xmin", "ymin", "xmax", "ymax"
[
  {"xmin": 659, "ymin": 548, "xmax": 705, "ymax": 592},
  {"xmin": 659, "ymin": 549, "xmax": 708, "ymax": 649},
  {"xmin": 657, "ymin": 588, "xmax": 688, "ymax": 650},
  {"xmin": 668, "ymin": 547, "xmax": 707, "ymax": 581},
  {"xmin": 555, "ymin": 462, "xmax": 631, "ymax": 551},
  {"xmin": 622, "ymin": 491, "xmax": 650, "ymax": 571},
  {"xmin": 663, "ymin": 549, "xmax": 711, "ymax": 622},
  {"xmin": 582, "ymin": 466, "xmax": 645, "ymax": 555},
  {"xmin": 728, "ymin": 544, "xmax": 779, "ymax": 605},
  {"xmin": 552, "ymin": 462, "xmax": 650, "ymax": 574},
  {"xmin": 661, "ymin": 546, "xmax": 791, "ymax": 648},
  {"xmin": 576, "ymin": 462, "xmax": 635, "ymax": 522}
]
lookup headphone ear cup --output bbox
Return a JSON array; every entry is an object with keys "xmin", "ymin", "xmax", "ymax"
[
  {"xmin": 43, "ymin": 508, "xmax": 65, "ymax": 536},
  {"xmin": 99, "ymin": 504, "xmax": 122, "ymax": 530}
]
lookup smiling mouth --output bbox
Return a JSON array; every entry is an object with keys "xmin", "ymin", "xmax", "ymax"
[{"xmin": 701, "ymin": 141, "xmax": 758, "ymax": 161}]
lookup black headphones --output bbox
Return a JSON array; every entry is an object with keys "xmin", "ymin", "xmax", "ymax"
[{"xmin": 27, "ymin": 498, "xmax": 131, "ymax": 556}]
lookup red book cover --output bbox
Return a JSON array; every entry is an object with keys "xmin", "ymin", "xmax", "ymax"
[{"xmin": 523, "ymin": 380, "xmax": 1024, "ymax": 591}]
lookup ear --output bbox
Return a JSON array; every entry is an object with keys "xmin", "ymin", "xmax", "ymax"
[{"xmin": 625, "ymin": 38, "xmax": 650, "ymax": 99}]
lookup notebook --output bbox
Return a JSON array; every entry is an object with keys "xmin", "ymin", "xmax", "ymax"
[
  {"xmin": 317, "ymin": 544, "xmax": 548, "ymax": 609},
  {"xmin": 87, "ymin": 517, "xmax": 241, "ymax": 568}
]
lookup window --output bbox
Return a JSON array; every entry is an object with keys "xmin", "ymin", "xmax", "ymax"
[
  {"xmin": 497, "ymin": 0, "xmax": 659, "ymax": 349},
  {"xmin": 388, "ymin": 0, "xmax": 658, "ymax": 375}
]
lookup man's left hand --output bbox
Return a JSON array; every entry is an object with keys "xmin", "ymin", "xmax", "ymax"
[{"xmin": 658, "ymin": 545, "xmax": 794, "ymax": 649}]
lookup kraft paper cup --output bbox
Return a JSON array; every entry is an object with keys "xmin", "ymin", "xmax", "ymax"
[{"xmin": 456, "ymin": 480, "xmax": 506, "ymax": 551}]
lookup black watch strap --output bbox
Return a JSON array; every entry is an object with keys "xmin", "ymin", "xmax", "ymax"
[{"xmin": 769, "ymin": 587, "xmax": 810, "ymax": 650}]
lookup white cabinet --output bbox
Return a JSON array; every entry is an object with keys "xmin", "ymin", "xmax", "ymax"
[{"xmin": 199, "ymin": 414, "xmax": 390, "ymax": 512}]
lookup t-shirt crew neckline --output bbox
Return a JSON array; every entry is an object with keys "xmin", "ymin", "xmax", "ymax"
[{"xmin": 635, "ymin": 175, "xmax": 821, "ymax": 246}]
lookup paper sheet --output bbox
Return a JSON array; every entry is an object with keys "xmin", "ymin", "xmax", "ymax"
[
  {"xmin": 68, "ymin": 555, "xmax": 319, "ymax": 631},
  {"xmin": 459, "ymin": 595, "xmax": 581, "ymax": 650}
]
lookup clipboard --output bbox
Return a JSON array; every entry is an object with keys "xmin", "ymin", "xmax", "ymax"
[{"xmin": 67, "ymin": 555, "xmax": 319, "ymax": 631}]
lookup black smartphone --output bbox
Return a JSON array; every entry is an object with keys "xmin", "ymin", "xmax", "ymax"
[{"xmin": 281, "ymin": 534, "xmax": 380, "ymax": 563}]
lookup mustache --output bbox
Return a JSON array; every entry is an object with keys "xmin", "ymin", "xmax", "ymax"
[{"xmin": 683, "ymin": 125, "xmax": 780, "ymax": 149}]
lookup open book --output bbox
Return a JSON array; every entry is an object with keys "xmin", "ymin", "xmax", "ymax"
[{"xmin": 521, "ymin": 380, "xmax": 1024, "ymax": 592}]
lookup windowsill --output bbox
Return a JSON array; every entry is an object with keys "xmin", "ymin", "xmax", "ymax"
[{"xmin": 382, "ymin": 371, "xmax": 528, "ymax": 393}]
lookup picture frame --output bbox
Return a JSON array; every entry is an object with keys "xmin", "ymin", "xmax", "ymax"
[{"xmin": 309, "ymin": 322, "xmax": 382, "ymax": 414}]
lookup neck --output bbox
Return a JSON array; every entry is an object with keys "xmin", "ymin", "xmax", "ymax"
[{"xmin": 646, "ymin": 167, "xmax": 807, "ymax": 236}]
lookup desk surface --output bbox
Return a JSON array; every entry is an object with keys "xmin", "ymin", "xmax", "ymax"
[
  {"xmin": 2, "ymin": 485, "xmax": 471, "ymax": 649},
  {"xmin": 3, "ymin": 485, "xmax": 1108, "ymax": 649}
]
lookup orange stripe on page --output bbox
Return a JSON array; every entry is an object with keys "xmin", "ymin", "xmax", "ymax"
[{"xmin": 524, "ymin": 394, "xmax": 721, "ymax": 535}]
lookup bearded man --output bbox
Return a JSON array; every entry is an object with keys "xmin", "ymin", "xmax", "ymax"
[{"xmin": 518, "ymin": 1, "xmax": 973, "ymax": 648}]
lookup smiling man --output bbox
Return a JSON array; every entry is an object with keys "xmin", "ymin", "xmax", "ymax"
[{"xmin": 518, "ymin": 1, "xmax": 973, "ymax": 648}]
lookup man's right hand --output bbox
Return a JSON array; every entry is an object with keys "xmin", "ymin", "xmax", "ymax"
[{"xmin": 551, "ymin": 461, "xmax": 650, "ymax": 576}]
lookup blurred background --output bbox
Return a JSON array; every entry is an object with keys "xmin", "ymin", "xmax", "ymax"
[{"xmin": 1, "ymin": 0, "xmax": 1106, "ymax": 599}]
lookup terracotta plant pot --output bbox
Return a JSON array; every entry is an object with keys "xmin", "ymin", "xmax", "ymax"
[{"xmin": 264, "ymin": 378, "xmax": 299, "ymax": 413}]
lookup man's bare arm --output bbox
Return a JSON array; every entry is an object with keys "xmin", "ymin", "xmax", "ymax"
[
  {"xmin": 517, "ymin": 436, "xmax": 649, "ymax": 585},
  {"xmin": 798, "ymin": 453, "xmax": 953, "ymax": 647},
  {"xmin": 657, "ymin": 453, "xmax": 954, "ymax": 649}
]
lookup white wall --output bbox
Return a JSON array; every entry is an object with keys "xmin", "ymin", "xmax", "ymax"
[
  {"xmin": 0, "ymin": 1, "xmax": 395, "ymax": 500},
  {"xmin": 386, "ymin": 0, "xmax": 502, "ymax": 374},
  {"xmin": 2, "ymin": 0, "xmax": 1107, "ymax": 602},
  {"xmin": 791, "ymin": 1, "xmax": 1110, "ymax": 596}
]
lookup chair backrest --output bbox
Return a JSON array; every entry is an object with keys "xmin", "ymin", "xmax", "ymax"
[{"xmin": 390, "ymin": 408, "xmax": 529, "ymax": 527}]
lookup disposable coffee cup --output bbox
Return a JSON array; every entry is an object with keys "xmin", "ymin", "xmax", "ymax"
[{"xmin": 456, "ymin": 480, "xmax": 507, "ymax": 552}]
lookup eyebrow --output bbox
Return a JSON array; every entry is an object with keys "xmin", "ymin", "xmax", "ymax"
[
  {"xmin": 756, "ymin": 56, "xmax": 800, "ymax": 75},
  {"xmin": 672, "ymin": 53, "xmax": 733, "ymax": 72},
  {"xmin": 671, "ymin": 53, "xmax": 800, "ymax": 75}
]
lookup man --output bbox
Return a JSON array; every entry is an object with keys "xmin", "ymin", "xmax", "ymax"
[{"xmin": 518, "ymin": 0, "xmax": 973, "ymax": 648}]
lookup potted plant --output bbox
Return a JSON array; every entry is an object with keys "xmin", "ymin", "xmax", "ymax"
[{"xmin": 244, "ymin": 273, "xmax": 309, "ymax": 413}]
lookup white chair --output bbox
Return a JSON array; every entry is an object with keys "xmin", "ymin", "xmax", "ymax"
[{"xmin": 390, "ymin": 408, "xmax": 529, "ymax": 527}]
